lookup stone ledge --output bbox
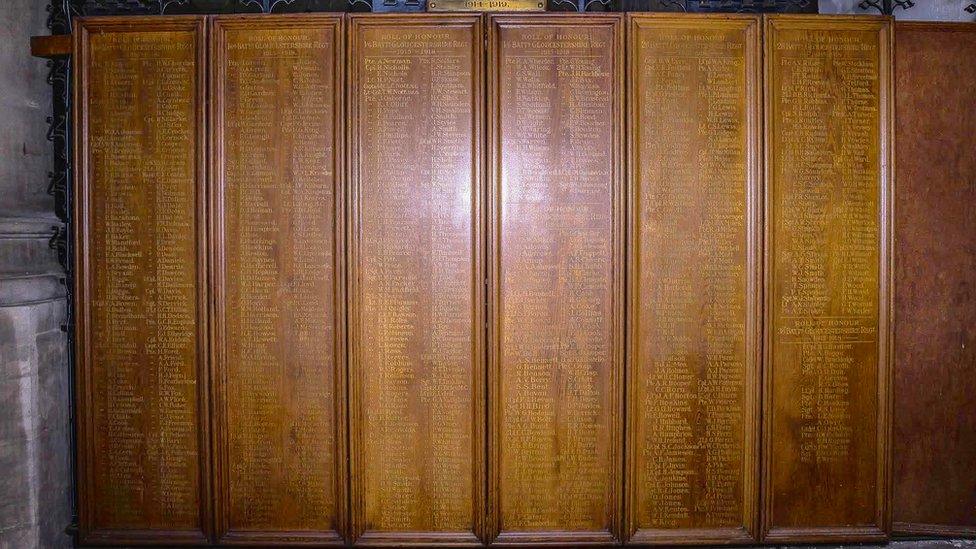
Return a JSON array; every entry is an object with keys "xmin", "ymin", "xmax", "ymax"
[
  {"xmin": 0, "ymin": 274, "xmax": 65, "ymax": 308},
  {"xmin": 0, "ymin": 217, "xmax": 62, "ymax": 281}
]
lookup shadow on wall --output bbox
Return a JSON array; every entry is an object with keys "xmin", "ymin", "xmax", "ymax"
[{"xmin": 819, "ymin": 0, "xmax": 974, "ymax": 19}]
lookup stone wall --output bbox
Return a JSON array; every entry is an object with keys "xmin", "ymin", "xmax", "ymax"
[
  {"xmin": 0, "ymin": 0, "xmax": 73, "ymax": 547},
  {"xmin": 820, "ymin": 0, "xmax": 974, "ymax": 20}
]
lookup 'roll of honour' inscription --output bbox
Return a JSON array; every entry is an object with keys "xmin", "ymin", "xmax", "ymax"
[
  {"xmin": 217, "ymin": 21, "xmax": 341, "ymax": 535},
  {"xmin": 629, "ymin": 16, "xmax": 758, "ymax": 539},
  {"xmin": 493, "ymin": 18, "xmax": 621, "ymax": 536},
  {"xmin": 766, "ymin": 18, "xmax": 888, "ymax": 535},
  {"xmin": 350, "ymin": 17, "xmax": 482, "ymax": 537},
  {"xmin": 83, "ymin": 23, "xmax": 204, "ymax": 534}
]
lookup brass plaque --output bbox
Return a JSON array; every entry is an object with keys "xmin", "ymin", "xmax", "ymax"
[
  {"xmin": 488, "ymin": 14, "xmax": 623, "ymax": 544},
  {"xmin": 428, "ymin": 0, "xmax": 544, "ymax": 12},
  {"xmin": 211, "ymin": 15, "xmax": 345, "ymax": 543},
  {"xmin": 74, "ymin": 17, "xmax": 209, "ymax": 544},
  {"xmin": 347, "ymin": 14, "xmax": 485, "ymax": 544},
  {"xmin": 892, "ymin": 22, "xmax": 976, "ymax": 538},
  {"xmin": 626, "ymin": 14, "xmax": 760, "ymax": 544},
  {"xmin": 764, "ymin": 15, "xmax": 891, "ymax": 543}
]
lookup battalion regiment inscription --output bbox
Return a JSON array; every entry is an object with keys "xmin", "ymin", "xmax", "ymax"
[
  {"xmin": 627, "ymin": 14, "xmax": 760, "ymax": 544},
  {"xmin": 489, "ymin": 15, "xmax": 623, "ymax": 543},
  {"xmin": 212, "ymin": 16, "xmax": 345, "ymax": 542},
  {"xmin": 764, "ymin": 16, "xmax": 890, "ymax": 542},
  {"xmin": 75, "ymin": 18, "xmax": 208, "ymax": 544},
  {"xmin": 348, "ymin": 15, "xmax": 484, "ymax": 542}
]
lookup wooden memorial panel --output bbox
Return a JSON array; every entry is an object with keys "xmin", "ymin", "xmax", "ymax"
[
  {"xmin": 625, "ymin": 14, "xmax": 760, "ymax": 544},
  {"xmin": 763, "ymin": 15, "xmax": 892, "ymax": 543},
  {"xmin": 892, "ymin": 22, "xmax": 976, "ymax": 538},
  {"xmin": 347, "ymin": 14, "xmax": 485, "ymax": 545},
  {"xmin": 211, "ymin": 15, "xmax": 345, "ymax": 544},
  {"xmin": 488, "ymin": 14, "xmax": 623, "ymax": 544},
  {"xmin": 74, "ymin": 17, "xmax": 209, "ymax": 544}
]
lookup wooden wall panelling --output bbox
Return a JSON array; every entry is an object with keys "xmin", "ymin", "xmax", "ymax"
[
  {"xmin": 347, "ymin": 13, "xmax": 486, "ymax": 546},
  {"xmin": 487, "ymin": 13, "xmax": 624, "ymax": 545},
  {"xmin": 892, "ymin": 21, "xmax": 976, "ymax": 539},
  {"xmin": 73, "ymin": 16, "xmax": 210, "ymax": 545},
  {"xmin": 625, "ymin": 13, "xmax": 761, "ymax": 545},
  {"xmin": 210, "ymin": 14, "xmax": 346, "ymax": 544},
  {"xmin": 761, "ymin": 14, "xmax": 893, "ymax": 543}
]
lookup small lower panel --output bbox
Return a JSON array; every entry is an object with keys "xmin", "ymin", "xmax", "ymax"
[{"xmin": 762, "ymin": 526, "xmax": 887, "ymax": 544}]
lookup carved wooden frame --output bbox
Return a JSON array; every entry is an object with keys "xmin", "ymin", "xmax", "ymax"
[
  {"xmin": 623, "ymin": 12, "xmax": 762, "ymax": 546},
  {"xmin": 345, "ymin": 13, "xmax": 488, "ymax": 547},
  {"xmin": 209, "ymin": 13, "xmax": 348, "ymax": 545},
  {"xmin": 73, "ymin": 15, "xmax": 212, "ymax": 546},
  {"xmin": 486, "ymin": 13, "xmax": 625, "ymax": 546},
  {"xmin": 760, "ymin": 14, "xmax": 894, "ymax": 544}
]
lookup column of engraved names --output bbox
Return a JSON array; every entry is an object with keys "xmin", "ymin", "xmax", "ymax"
[
  {"xmin": 635, "ymin": 27, "xmax": 746, "ymax": 529},
  {"xmin": 88, "ymin": 31, "xmax": 199, "ymax": 528},
  {"xmin": 774, "ymin": 31, "xmax": 879, "ymax": 468},
  {"xmin": 499, "ymin": 26, "xmax": 614, "ymax": 530},
  {"xmin": 358, "ymin": 27, "xmax": 474, "ymax": 531},
  {"xmin": 223, "ymin": 29, "xmax": 335, "ymax": 529}
]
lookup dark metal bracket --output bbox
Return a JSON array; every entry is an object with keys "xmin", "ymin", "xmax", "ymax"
[
  {"xmin": 622, "ymin": 0, "xmax": 814, "ymax": 13},
  {"xmin": 858, "ymin": 0, "xmax": 914, "ymax": 15}
]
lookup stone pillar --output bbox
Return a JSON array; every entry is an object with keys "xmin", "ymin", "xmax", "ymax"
[
  {"xmin": 0, "ymin": 0, "xmax": 73, "ymax": 547},
  {"xmin": 0, "ymin": 222, "xmax": 71, "ymax": 548}
]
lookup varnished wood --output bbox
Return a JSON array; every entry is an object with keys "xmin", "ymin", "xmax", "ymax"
[
  {"xmin": 892, "ymin": 21, "xmax": 976, "ymax": 539},
  {"xmin": 625, "ymin": 13, "xmax": 761, "ymax": 545},
  {"xmin": 73, "ymin": 16, "xmax": 210, "ymax": 545},
  {"xmin": 210, "ymin": 14, "xmax": 346, "ymax": 545},
  {"xmin": 66, "ymin": 12, "xmax": 932, "ymax": 547},
  {"xmin": 487, "ymin": 13, "xmax": 624, "ymax": 545},
  {"xmin": 346, "ymin": 13, "xmax": 486, "ymax": 546},
  {"xmin": 761, "ymin": 14, "xmax": 893, "ymax": 544},
  {"xmin": 30, "ymin": 34, "xmax": 72, "ymax": 58}
]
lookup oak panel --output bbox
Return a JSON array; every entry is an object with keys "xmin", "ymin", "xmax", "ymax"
[
  {"xmin": 347, "ymin": 14, "xmax": 485, "ymax": 546},
  {"xmin": 211, "ymin": 15, "xmax": 346, "ymax": 544},
  {"xmin": 762, "ymin": 15, "xmax": 892, "ymax": 543},
  {"xmin": 73, "ymin": 16, "xmax": 210, "ymax": 545},
  {"xmin": 892, "ymin": 21, "xmax": 976, "ymax": 539},
  {"xmin": 626, "ymin": 13, "xmax": 761, "ymax": 545},
  {"xmin": 488, "ymin": 14, "xmax": 624, "ymax": 545}
]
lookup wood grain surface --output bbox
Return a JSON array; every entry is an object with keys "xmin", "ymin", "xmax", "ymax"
[
  {"xmin": 762, "ymin": 14, "xmax": 892, "ymax": 544},
  {"xmin": 892, "ymin": 21, "xmax": 976, "ymax": 539},
  {"xmin": 487, "ymin": 13, "xmax": 624, "ymax": 545},
  {"xmin": 347, "ymin": 14, "xmax": 485, "ymax": 546},
  {"xmin": 73, "ymin": 16, "xmax": 210, "ymax": 545},
  {"xmin": 625, "ymin": 13, "xmax": 761, "ymax": 545},
  {"xmin": 67, "ymin": 13, "xmax": 921, "ymax": 547},
  {"xmin": 210, "ymin": 14, "xmax": 346, "ymax": 544}
]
